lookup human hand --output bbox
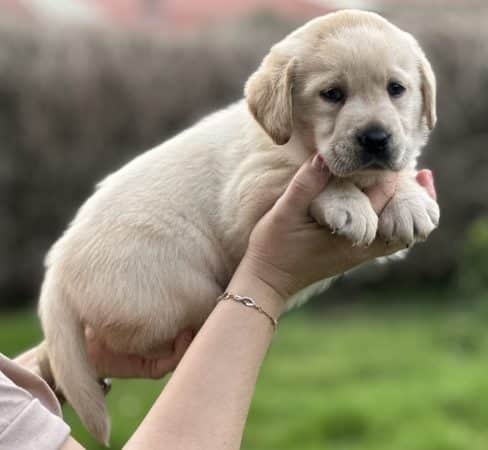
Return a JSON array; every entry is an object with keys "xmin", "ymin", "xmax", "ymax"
[
  {"xmin": 241, "ymin": 154, "xmax": 437, "ymax": 301},
  {"xmin": 84, "ymin": 327, "xmax": 194, "ymax": 379}
]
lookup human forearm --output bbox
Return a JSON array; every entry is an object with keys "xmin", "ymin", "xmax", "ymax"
[
  {"xmin": 124, "ymin": 263, "xmax": 284, "ymax": 450},
  {"xmin": 124, "ymin": 156, "xmax": 436, "ymax": 450}
]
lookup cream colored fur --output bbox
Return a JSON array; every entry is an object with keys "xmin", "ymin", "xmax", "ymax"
[{"xmin": 38, "ymin": 10, "xmax": 439, "ymax": 444}]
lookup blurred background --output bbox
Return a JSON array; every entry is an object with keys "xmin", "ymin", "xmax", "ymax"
[{"xmin": 1, "ymin": 0, "xmax": 487, "ymax": 448}]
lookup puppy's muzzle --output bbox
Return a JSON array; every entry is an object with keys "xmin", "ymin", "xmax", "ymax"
[{"xmin": 357, "ymin": 126, "xmax": 392, "ymax": 168}]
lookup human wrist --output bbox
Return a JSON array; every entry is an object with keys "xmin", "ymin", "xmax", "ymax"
[{"xmin": 227, "ymin": 256, "xmax": 288, "ymax": 320}]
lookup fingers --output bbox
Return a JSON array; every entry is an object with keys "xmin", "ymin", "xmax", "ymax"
[
  {"xmin": 275, "ymin": 153, "xmax": 331, "ymax": 217},
  {"xmin": 367, "ymin": 238, "xmax": 405, "ymax": 260},
  {"xmin": 84, "ymin": 326, "xmax": 194, "ymax": 379},
  {"xmin": 416, "ymin": 169, "xmax": 437, "ymax": 201},
  {"xmin": 364, "ymin": 172, "xmax": 398, "ymax": 214},
  {"xmin": 364, "ymin": 169, "xmax": 436, "ymax": 214}
]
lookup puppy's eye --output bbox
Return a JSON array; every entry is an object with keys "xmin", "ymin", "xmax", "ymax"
[
  {"xmin": 387, "ymin": 81, "xmax": 406, "ymax": 97},
  {"xmin": 320, "ymin": 87, "xmax": 345, "ymax": 103}
]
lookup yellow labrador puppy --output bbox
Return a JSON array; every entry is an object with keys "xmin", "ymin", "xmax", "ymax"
[{"xmin": 38, "ymin": 10, "xmax": 439, "ymax": 443}]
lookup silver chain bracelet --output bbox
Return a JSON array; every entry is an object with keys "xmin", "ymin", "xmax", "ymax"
[{"xmin": 217, "ymin": 292, "xmax": 278, "ymax": 330}]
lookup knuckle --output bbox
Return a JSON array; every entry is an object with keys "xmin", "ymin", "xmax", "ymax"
[{"xmin": 290, "ymin": 178, "xmax": 313, "ymax": 199}]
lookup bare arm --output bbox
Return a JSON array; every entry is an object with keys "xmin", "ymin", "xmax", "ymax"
[
  {"xmin": 124, "ymin": 268, "xmax": 282, "ymax": 450},
  {"xmin": 124, "ymin": 155, "xmax": 433, "ymax": 450}
]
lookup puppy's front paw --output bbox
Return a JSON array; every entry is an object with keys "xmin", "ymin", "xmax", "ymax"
[
  {"xmin": 314, "ymin": 195, "xmax": 378, "ymax": 247},
  {"xmin": 378, "ymin": 188, "xmax": 439, "ymax": 246}
]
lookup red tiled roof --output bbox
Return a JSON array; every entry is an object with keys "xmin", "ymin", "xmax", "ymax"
[
  {"xmin": 160, "ymin": 0, "xmax": 329, "ymax": 32},
  {"xmin": 83, "ymin": 0, "xmax": 329, "ymax": 32},
  {"xmin": 0, "ymin": 0, "xmax": 34, "ymax": 19}
]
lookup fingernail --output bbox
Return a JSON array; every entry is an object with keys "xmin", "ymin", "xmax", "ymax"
[
  {"xmin": 85, "ymin": 327, "xmax": 95, "ymax": 340},
  {"xmin": 311, "ymin": 153, "xmax": 325, "ymax": 172}
]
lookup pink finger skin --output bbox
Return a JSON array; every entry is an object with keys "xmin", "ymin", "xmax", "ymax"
[
  {"xmin": 364, "ymin": 172, "xmax": 398, "ymax": 214},
  {"xmin": 416, "ymin": 169, "xmax": 437, "ymax": 201}
]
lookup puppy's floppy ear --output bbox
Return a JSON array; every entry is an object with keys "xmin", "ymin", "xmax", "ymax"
[
  {"xmin": 418, "ymin": 50, "xmax": 437, "ymax": 130},
  {"xmin": 245, "ymin": 55, "xmax": 296, "ymax": 145}
]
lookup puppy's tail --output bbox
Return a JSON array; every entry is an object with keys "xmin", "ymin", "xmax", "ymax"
[{"xmin": 39, "ymin": 284, "xmax": 110, "ymax": 446}]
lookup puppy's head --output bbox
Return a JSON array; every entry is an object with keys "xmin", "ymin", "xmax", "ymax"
[{"xmin": 246, "ymin": 10, "xmax": 436, "ymax": 176}]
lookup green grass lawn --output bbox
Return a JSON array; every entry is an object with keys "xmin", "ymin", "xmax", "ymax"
[{"xmin": 2, "ymin": 292, "xmax": 488, "ymax": 450}]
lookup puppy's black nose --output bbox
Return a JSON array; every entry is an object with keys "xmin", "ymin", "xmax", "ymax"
[{"xmin": 357, "ymin": 126, "xmax": 391, "ymax": 157}]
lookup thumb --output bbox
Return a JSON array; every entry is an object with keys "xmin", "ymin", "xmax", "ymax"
[{"xmin": 275, "ymin": 153, "xmax": 330, "ymax": 217}]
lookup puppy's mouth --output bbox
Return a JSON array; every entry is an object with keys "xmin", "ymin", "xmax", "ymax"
[
  {"xmin": 360, "ymin": 159, "xmax": 394, "ymax": 171},
  {"xmin": 322, "ymin": 144, "xmax": 400, "ymax": 177},
  {"xmin": 323, "ymin": 152, "xmax": 393, "ymax": 178}
]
